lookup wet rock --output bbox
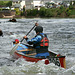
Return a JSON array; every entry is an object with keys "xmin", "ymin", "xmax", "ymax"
[
  {"xmin": 9, "ymin": 18, "xmax": 17, "ymax": 22},
  {"xmin": 0, "ymin": 29, "xmax": 3, "ymax": 37}
]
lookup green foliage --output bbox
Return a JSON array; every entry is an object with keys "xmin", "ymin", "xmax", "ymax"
[
  {"xmin": 23, "ymin": 6, "xmax": 75, "ymax": 18},
  {"xmin": 66, "ymin": 8, "xmax": 71, "ymax": 16},
  {"xmin": 31, "ymin": 9, "xmax": 38, "ymax": 16},
  {"xmin": 0, "ymin": 1, "xmax": 12, "ymax": 7},
  {"xmin": 57, "ymin": 9, "xmax": 62, "ymax": 15},
  {"xmin": 14, "ymin": 8, "xmax": 21, "ymax": 15},
  {"xmin": 0, "ymin": 8, "xmax": 2, "ymax": 11},
  {"xmin": 22, "ymin": 6, "xmax": 25, "ymax": 16},
  {"xmin": 57, "ymin": 6, "xmax": 66, "ymax": 15},
  {"xmin": 60, "ymin": 6, "xmax": 65, "ymax": 12},
  {"xmin": 6, "ymin": 1, "xmax": 12, "ymax": 7},
  {"xmin": 69, "ymin": 5, "xmax": 74, "ymax": 9},
  {"xmin": 26, "ymin": 9, "xmax": 31, "ymax": 16},
  {"xmin": 0, "ymin": 1, "xmax": 4, "ymax": 6},
  {"xmin": 26, "ymin": 9, "xmax": 38, "ymax": 16},
  {"xmin": 45, "ymin": 8, "xmax": 54, "ymax": 17},
  {"xmin": 20, "ymin": 11, "xmax": 23, "ymax": 16},
  {"xmin": 39, "ymin": 7, "xmax": 46, "ymax": 17},
  {"xmin": 70, "ymin": 9, "xmax": 75, "ymax": 15}
]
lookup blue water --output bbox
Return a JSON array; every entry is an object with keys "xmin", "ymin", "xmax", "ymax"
[{"xmin": 0, "ymin": 18, "xmax": 75, "ymax": 75}]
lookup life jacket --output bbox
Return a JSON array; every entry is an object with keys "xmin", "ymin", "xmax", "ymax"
[
  {"xmin": 34, "ymin": 33, "xmax": 49, "ymax": 54},
  {"xmin": 40, "ymin": 34, "xmax": 49, "ymax": 47}
]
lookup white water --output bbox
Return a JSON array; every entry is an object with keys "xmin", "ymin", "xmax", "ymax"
[{"xmin": 0, "ymin": 18, "xmax": 75, "ymax": 75}]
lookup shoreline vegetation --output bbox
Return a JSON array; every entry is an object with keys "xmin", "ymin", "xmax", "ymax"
[
  {"xmin": 22, "ymin": 6, "xmax": 75, "ymax": 18},
  {"xmin": 13, "ymin": 6, "xmax": 75, "ymax": 18},
  {"xmin": 0, "ymin": 1, "xmax": 75, "ymax": 18}
]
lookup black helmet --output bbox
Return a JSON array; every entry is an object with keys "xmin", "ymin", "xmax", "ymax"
[{"xmin": 34, "ymin": 26, "xmax": 43, "ymax": 33}]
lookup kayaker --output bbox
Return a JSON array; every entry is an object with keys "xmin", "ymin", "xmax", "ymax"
[{"xmin": 23, "ymin": 23, "xmax": 50, "ymax": 58}]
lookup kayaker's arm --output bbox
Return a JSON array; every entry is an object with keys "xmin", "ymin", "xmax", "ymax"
[
  {"xmin": 23, "ymin": 36, "xmax": 34, "ymax": 45},
  {"xmin": 23, "ymin": 35, "xmax": 41, "ymax": 45},
  {"xmin": 27, "ymin": 41, "xmax": 33, "ymax": 45}
]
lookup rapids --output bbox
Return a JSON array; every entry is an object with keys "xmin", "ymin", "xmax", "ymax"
[{"xmin": 0, "ymin": 18, "xmax": 75, "ymax": 75}]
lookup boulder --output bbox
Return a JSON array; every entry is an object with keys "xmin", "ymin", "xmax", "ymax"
[{"xmin": 0, "ymin": 29, "xmax": 3, "ymax": 37}]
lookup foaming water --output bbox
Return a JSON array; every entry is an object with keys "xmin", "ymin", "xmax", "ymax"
[
  {"xmin": 0, "ymin": 57, "xmax": 75, "ymax": 75},
  {"xmin": 0, "ymin": 18, "xmax": 75, "ymax": 75},
  {"xmin": 0, "ymin": 58, "xmax": 65, "ymax": 75}
]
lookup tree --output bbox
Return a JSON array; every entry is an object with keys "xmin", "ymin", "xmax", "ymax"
[
  {"xmin": 39, "ymin": 7, "xmax": 46, "ymax": 17},
  {"xmin": 6, "ymin": 1, "xmax": 12, "ymax": 7},
  {"xmin": 45, "ymin": 8, "xmax": 54, "ymax": 17},
  {"xmin": 31, "ymin": 9, "xmax": 38, "ymax": 16},
  {"xmin": 0, "ymin": 1, "xmax": 5, "ymax": 6},
  {"xmin": 0, "ymin": 1, "xmax": 12, "ymax": 7},
  {"xmin": 23, "ymin": 5, "xmax": 25, "ymax": 16},
  {"xmin": 14, "ymin": 8, "xmax": 21, "ymax": 15},
  {"xmin": 66, "ymin": 8, "xmax": 71, "ymax": 16}
]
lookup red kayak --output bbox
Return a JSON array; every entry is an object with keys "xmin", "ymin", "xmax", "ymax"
[{"xmin": 13, "ymin": 46, "xmax": 66, "ymax": 69}]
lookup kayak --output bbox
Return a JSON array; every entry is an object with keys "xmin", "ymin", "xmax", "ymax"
[{"xmin": 11, "ymin": 43, "xmax": 66, "ymax": 68}]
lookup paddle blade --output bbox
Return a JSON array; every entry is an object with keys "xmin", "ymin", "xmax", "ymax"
[{"xmin": 10, "ymin": 43, "xmax": 20, "ymax": 55}]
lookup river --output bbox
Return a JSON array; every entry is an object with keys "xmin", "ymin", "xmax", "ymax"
[{"xmin": 0, "ymin": 18, "xmax": 75, "ymax": 75}]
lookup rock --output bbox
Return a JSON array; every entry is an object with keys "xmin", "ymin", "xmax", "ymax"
[
  {"xmin": 0, "ymin": 29, "xmax": 3, "ymax": 37},
  {"xmin": 9, "ymin": 18, "xmax": 17, "ymax": 22}
]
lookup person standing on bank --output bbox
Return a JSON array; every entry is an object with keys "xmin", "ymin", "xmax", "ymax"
[{"xmin": 23, "ymin": 23, "xmax": 49, "ymax": 58}]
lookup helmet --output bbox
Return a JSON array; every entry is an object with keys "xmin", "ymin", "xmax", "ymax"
[
  {"xmin": 15, "ymin": 39, "xmax": 19, "ymax": 43},
  {"xmin": 34, "ymin": 26, "xmax": 43, "ymax": 33}
]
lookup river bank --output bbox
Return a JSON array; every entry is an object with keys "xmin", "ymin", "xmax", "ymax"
[{"xmin": 1, "ymin": 16, "xmax": 75, "ymax": 20}]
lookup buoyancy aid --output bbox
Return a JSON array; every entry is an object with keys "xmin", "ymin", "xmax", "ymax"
[
  {"xmin": 34, "ymin": 33, "xmax": 49, "ymax": 54},
  {"xmin": 40, "ymin": 34, "xmax": 49, "ymax": 47}
]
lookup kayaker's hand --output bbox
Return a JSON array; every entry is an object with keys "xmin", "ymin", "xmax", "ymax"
[
  {"xmin": 23, "ymin": 36, "xmax": 28, "ymax": 40},
  {"xmin": 35, "ymin": 22, "xmax": 38, "ymax": 26},
  {"xmin": 23, "ymin": 36, "xmax": 27, "ymax": 39}
]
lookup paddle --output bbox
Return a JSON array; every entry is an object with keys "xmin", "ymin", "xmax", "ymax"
[
  {"xmin": 10, "ymin": 23, "xmax": 38, "ymax": 55},
  {"xmin": 20, "ymin": 23, "xmax": 37, "ymax": 42}
]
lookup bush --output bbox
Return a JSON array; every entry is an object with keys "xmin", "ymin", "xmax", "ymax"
[
  {"xmin": 45, "ymin": 8, "xmax": 54, "ymax": 17},
  {"xmin": 0, "ymin": 1, "xmax": 12, "ymax": 7},
  {"xmin": 57, "ymin": 6, "xmax": 66, "ymax": 15},
  {"xmin": 69, "ymin": 5, "xmax": 74, "ymax": 9},
  {"xmin": 24, "ymin": 5, "xmax": 75, "ymax": 18},
  {"xmin": 26, "ymin": 9, "xmax": 32, "ymax": 16},
  {"xmin": 26, "ymin": 9, "xmax": 38, "ymax": 16},
  {"xmin": 66, "ymin": 8, "xmax": 71, "ymax": 16},
  {"xmin": 6, "ymin": 1, "xmax": 12, "ymax": 7},
  {"xmin": 70, "ymin": 9, "xmax": 75, "ymax": 15},
  {"xmin": 39, "ymin": 7, "xmax": 46, "ymax": 17},
  {"xmin": 0, "ymin": 8, "xmax": 2, "ymax": 11},
  {"xmin": 14, "ymin": 8, "xmax": 21, "ymax": 15},
  {"xmin": 31, "ymin": 9, "xmax": 38, "ymax": 16}
]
